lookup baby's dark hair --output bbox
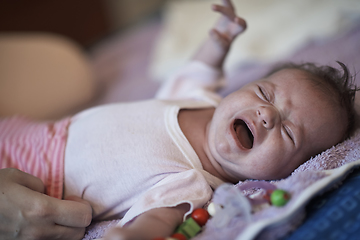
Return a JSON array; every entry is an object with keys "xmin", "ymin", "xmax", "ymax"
[{"xmin": 268, "ymin": 61, "xmax": 359, "ymax": 139}]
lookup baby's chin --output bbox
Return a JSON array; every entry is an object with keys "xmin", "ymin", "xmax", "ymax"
[
  {"xmin": 259, "ymin": 171, "xmax": 293, "ymax": 181},
  {"xmin": 221, "ymin": 167, "xmax": 248, "ymax": 183},
  {"xmin": 243, "ymin": 169, "xmax": 293, "ymax": 181}
]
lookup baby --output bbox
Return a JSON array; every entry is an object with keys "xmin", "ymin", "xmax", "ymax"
[{"xmin": 0, "ymin": 0, "xmax": 357, "ymax": 240}]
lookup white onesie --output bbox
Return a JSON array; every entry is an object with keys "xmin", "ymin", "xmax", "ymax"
[{"xmin": 64, "ymin": 61, "xmax": 225, "ymax": 226}]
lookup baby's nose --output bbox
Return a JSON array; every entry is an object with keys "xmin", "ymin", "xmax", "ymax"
[{"xmin": 257, "ymin": 106, "xmax": 279, "ymax": 129}]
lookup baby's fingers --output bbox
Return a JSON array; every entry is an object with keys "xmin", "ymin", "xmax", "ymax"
[
  {"xmin": 221, "ymin": 0, "xmax": 235, "ymax": 8},
  {"xmin": 234, "ymin": 16, "xmax": 247, "ymax": 31},
  {"xmin": 212, "ymin": 4, "xmax": 236, "ymax": 20}
]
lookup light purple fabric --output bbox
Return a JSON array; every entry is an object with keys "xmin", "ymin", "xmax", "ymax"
[{"xmin": 82, "ymin": 220, "xmax": 119, "ymax": 240}]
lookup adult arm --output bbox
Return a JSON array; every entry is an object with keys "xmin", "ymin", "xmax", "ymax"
[
  {"xmin": 0, "ymin": 33, "xmax": 97, "ymax": 120},
  {"xmin": 0, "ymin": 168, "xmax": 92, "ymax": 240}
]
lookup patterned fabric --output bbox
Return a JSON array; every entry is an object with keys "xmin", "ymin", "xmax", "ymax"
[
  {"xmin": 0, "ymin": 116, "xmax": 71, "ymax": 199},
  {"xmin": 284, "ymin": 167, "xmax": 360, "ymax": 240}
]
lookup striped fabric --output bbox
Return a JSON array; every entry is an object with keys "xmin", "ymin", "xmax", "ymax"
[{"xmin": 0, "ymin": 116, "xmax": 71, "ymax": 199}]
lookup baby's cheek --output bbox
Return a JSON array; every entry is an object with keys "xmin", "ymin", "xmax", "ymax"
[
  {"xmin": 215, "ymin": 137, "xmax": 230, "ymax": 154},
  {"xmin": 254, "ymin": 156, "xmax": 290, "ymax": 180}
]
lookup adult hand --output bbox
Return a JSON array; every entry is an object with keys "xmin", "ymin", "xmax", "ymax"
[{"xmin": 0, "ymin": 168, "xmax": 92, "ymax": 240}]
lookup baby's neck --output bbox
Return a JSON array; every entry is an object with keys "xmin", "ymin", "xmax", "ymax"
[{"xmin": 178, "ymin": 108, "xmax": 228, "ymax": 182}]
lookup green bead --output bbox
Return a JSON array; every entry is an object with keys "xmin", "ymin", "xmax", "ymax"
[
  {"xmin": 175, "ymin": 217, "xmax": 201, "ymax": 239},
  {"xmin": 270, "ymin": 189, "xmax": 290, "ymax": 206}
]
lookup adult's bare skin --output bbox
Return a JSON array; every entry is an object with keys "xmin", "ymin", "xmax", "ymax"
[
  {"xmin": 0, "ymin": 168, "xmax": 92, "ymax": 240},
  {"xmin": 0, "ymin": 33, "xmax": 97, "ymax": 120}
]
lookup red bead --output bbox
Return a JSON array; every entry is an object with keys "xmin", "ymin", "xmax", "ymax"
[
  {"xmin": 191, "ymin": 208, "xmax": 210, "ymax": 226},
  {"xmin": 264, "ymin": 189, "xmax": 274, "ymax": 203},
  {"xmin": 171, "ymin": 233, "xmax": 188, "ymax": 240}
]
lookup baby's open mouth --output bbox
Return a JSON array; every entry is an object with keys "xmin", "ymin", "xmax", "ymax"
[{"xmin": 233, "ymin": 119, "xmax": 254, "ymax": 149}]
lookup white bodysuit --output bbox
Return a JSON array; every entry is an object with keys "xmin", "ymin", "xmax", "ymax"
[{"xmin": 64, "ymin": 61, "xmax": 225, "ymax": 226}]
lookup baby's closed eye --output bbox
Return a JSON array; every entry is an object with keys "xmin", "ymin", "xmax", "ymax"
[
  {"xmin": 282, "ymin": 124, "xmax": 295, "ymax": 144},
  {"xmin": 258, "ymin": 86, "xmax": 271, "ymax": 102}
]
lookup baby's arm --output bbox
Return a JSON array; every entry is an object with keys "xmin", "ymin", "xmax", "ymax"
[
  {"xmin": 105, "ymin": 205, "xmax": 189, "ymax": 240},
  {"xmin": 156, "ymin": 0, "xmax": 246, "ymax": 100},
  {"xmin": 193, "ymin": 0, "xmax": 246, "ymax": 69}
]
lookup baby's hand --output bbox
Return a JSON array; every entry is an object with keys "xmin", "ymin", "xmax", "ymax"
[
  {"xmin": 105, "ymin": 227, "xmax": 137, "ymax": 240},
  {"xmin": 211, "ymin": 0, "xmax": 246, "ymax": 50}
]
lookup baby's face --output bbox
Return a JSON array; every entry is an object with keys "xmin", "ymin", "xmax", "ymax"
[{"xmin": 206, "ymin": 69, "xmax": 346, "ymax": 182}]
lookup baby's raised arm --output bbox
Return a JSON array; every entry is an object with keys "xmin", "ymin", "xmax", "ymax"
[
  {"xmin": 192, "ymin": 0, "xmax": 246, "ymax": 69},
  {"xmin": 156, "ymin": 0, "xmax": 247, "ymax": 100}
]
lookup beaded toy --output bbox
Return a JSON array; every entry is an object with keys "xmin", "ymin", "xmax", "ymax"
[{"xmin": 152, "ymin": 183, "xmax": 290, "ymax": 240}]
